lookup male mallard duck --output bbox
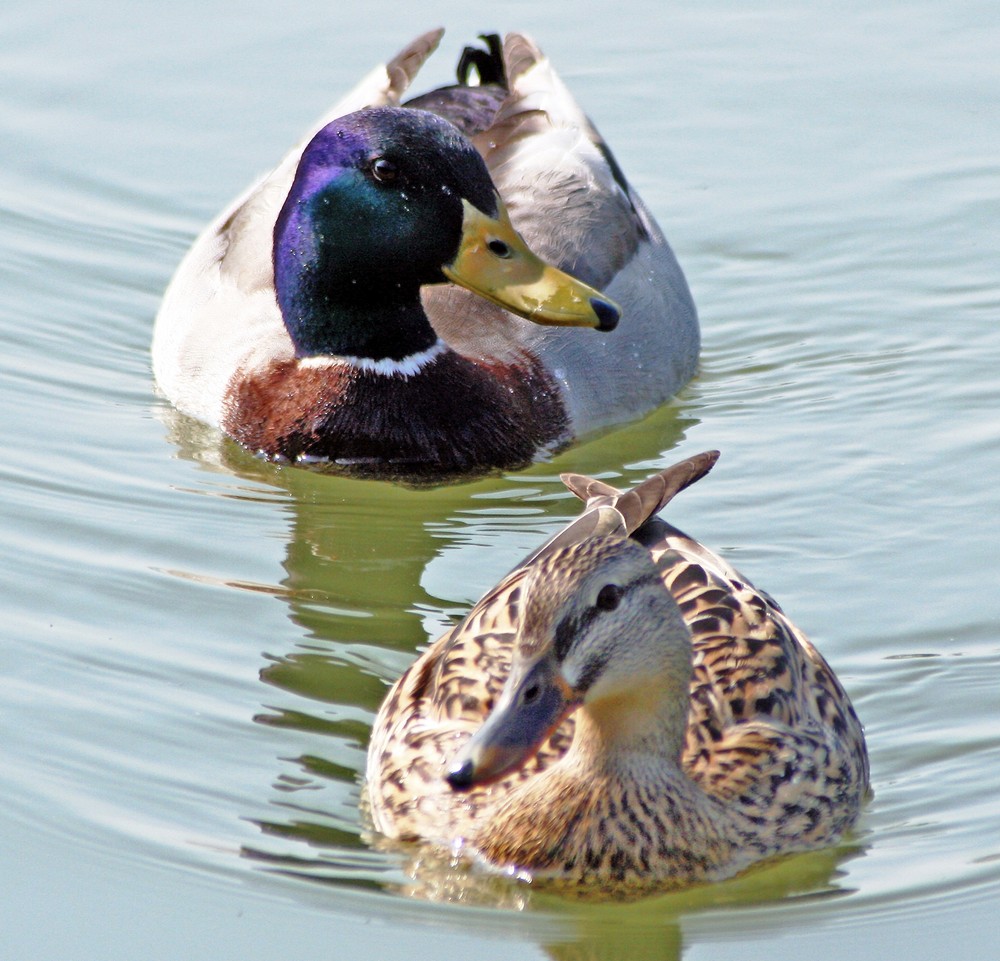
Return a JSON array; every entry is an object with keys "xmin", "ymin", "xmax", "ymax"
[
  {"xmin": 152, "ymin": 30, "xmax": 698, "ymax": 476},
  {"xmin": 366, "ymin": 452, "xmax": 869, "ymax": 895}
]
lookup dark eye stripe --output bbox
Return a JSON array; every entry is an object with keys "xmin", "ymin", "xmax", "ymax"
[
  {"xmin": 575, "ymin": 652, "xmax": 610, "ymax": 693},
  {"xmin": 553, "ymin": 615, "xmax": 579, "ymax": 662},
  {"xmin": 551, "ymin": 574, "xmax": 658, "ymax": 662}
]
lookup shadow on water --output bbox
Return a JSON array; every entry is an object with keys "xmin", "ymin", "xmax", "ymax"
[{"xmin": 157, "ymin": 400, "xmax": 870, "ymax": 954}]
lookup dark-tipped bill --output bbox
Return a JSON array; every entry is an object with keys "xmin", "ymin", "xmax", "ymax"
[
  {"xmin": 446, "ymin": 655, "xmax": 579, "ymax": 791},
  {"xmin": 442, "ymin": 198, "xmax": 620, "ymax": 332}
]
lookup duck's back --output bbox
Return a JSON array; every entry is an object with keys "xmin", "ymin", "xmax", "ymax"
[
  {"xmin": 421, "ymin": 33, "xmax": 699, "ymax": 434},
  {"xmin": 368, "ymin": 485, "xmax": 868, "ymax": 854},
  {"xmin": 646, "ymin": 520, "xmax": 870, "ymax": 850}
]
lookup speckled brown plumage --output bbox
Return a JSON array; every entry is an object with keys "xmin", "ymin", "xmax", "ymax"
[{"xmin": 365, "ymin": 451, "xmax": 869, "ymax": 895}]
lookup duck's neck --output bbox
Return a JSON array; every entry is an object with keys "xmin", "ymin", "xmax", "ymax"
[
  {"xmin": 474, "ymin": 699, "xmax": 747, "ymax": 887},
  {"xmin": 276, "ymin": 282, "xmax": 440, "ymax": 362},
  {"xmin": 572, "ymin": 681, "xmax": 691, "ymax": 769},
  {"xmin": 554, "ymin": 692, "xmax": 701, "ymax": 820},
  {"xmin": 273, "ymin": 211, "xmax": 439, "ymax": 361}
]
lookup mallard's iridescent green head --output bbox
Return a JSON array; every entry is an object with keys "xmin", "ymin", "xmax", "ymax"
[{"xmin": 273, "ymin": 107, "xmax": 619, "ymax": 361}]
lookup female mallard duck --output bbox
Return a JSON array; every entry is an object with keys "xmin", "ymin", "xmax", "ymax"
[
  {"xmin": 366, "ymin": 451, "xmax": 870, "ymax": 895},
  {"xmin": 152, "ymin": 30, "xmax": 698, "ymax": 477}
]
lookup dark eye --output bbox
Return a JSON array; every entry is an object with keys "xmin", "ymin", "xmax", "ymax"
[
  {"xmin": 595, "ymin": 584, "xmax": 623, "ymax": 612},
  {"xmin": 487, "ymin": 238, "xmax": 511, "ymax": 258},
  {"xmin": 523, "ymin": 683, "xmax": 540, "ymax": 704},
  {"xmin": 370, "ymin": 158, "xmax": 398, "ymax": 183}
]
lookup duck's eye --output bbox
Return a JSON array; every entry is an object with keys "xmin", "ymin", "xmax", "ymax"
[
  {"xmin": 522, "ymin": 683, "xmax": 540, "ymax": 704},
  {"xmin": 370, "ymin": 158, "xmax": 398, "ymax": 183},
  {"xmin": 487, "ymin": 238, "xmax": 512, "ymax": 258},
  {"xmin": 595, "ymin": 584, "xmax": 623, "ymax": 612}
]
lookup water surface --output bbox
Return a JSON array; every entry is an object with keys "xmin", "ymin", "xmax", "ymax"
[{"xmin": 2, "ymin": 1, "xmax": 998, "ymax": 958}]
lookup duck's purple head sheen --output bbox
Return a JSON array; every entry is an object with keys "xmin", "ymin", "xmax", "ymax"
[{"xmin": 273, "ymin": 107, "xmax": 620, "ymax": 362}]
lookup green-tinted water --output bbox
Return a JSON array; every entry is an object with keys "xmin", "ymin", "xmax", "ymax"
[{"xmin": 3, "ymin": 1, "xmax": 998, "ymax": 958}]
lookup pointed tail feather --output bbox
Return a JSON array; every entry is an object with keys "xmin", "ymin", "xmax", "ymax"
[
  {"xmin": 385, "ymin": 28, "xmax": 444, "ymax": 100},
  {"xmin": 561, "ymin": 450, "xmax": 719, "ymax": 534}
]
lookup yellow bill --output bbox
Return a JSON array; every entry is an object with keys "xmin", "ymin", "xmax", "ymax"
[{"xmin": 442, "ymin": 197, "xmax": 620, "ymax": 332}]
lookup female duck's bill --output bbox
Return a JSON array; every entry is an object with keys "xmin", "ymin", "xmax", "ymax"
[{"xmin": 447, "ymin": 653, "xmax": 579, "ymax": 790}]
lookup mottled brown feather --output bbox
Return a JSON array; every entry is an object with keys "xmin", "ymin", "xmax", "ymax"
[{"xmin": 365, "ymin": 452, "xmax": 869, "ymax": 894}]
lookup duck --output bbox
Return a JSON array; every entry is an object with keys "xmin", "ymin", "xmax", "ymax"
[
  {"xmin": 152, "ymin": 30, "xmax": 699, "ymax": 477},
  {"xmin": 366, "ymin": 451, "xmax": 870, "ymax": 896}
]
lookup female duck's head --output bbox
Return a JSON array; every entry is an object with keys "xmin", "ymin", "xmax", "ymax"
[
  {"xmin": 273, "ymin": 107, "xmax": 619, "ymax": 361},
  {"xmin": 447, "ymin": 536, "xmax": 693, "ymax": 790}
]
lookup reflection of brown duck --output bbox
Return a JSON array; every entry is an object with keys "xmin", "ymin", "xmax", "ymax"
[{"xmin": 367, "ymin": 451, "xmax": 869, "ymax": 896}]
